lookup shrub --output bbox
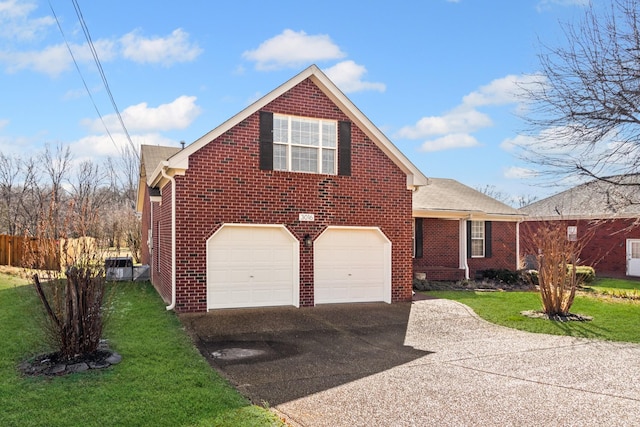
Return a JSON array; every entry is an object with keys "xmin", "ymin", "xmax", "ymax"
[
  {"xmin": 520, "ymin": 221, "xmax": 595, "ymax": 316},
  {"xmin": 570, "ymin": 265, "xmax": 596, "ymax": 284},
  {"xmin": 478, "ymin": 269, "xmax": 521, "ymax": 285},
  {"xmin": 25, "ymin": 198, "xmax": 112, "ymax": 362}
]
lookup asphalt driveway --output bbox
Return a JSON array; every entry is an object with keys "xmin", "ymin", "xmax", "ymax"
[{"xmin": 180, "ymin": 298, "xmax": 640, "ymax": 426}]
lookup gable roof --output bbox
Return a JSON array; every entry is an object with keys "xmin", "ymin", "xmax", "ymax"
[
  {"xmin": 413, "ymin": 178, "xmax": 522, "ymax": 221},
  {"xmin": 136, "ymin": 144, "xmax": 182, "ymax": 211},
  {"xmin": 145, "ymin": 64, "xmax": 427, "ymax": 190},
  {"xmin": 521, "ymin": 174, "xmax": 640, "ymax": 220},
  {"xmin": 140, "ymin": 144, "xmax": 181, "ymax": 179}
]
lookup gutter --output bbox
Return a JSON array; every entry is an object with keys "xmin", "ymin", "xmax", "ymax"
[{"xmin": 160, "ymin": 164, "xmax": 177, "ymax": 311}]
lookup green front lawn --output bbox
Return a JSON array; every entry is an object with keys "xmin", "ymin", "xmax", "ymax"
[
  {"xmin": 582, "ymin": 277, "xmax": 640, "ymax": 299},
  {"xmin": 0, "ymin": 274, "xmax": 284, "ymax": 427},
  {"xmin": 426, "ymin": 279, "xmax": 640, "ymax": 343}
]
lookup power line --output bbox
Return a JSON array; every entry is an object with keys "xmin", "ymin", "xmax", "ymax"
[
  {"xmin": 70, "ymin": 0, "xmax": 139, "ymax": 161},
  {"xmin": 48, "ymin": 2, "xmax": 121, "ymax": 155}
]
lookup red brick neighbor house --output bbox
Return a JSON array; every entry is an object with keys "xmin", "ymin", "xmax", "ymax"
[
  {"xmin": 520, "ymin": 175, "xmax": 640, "ymax": 278},
  {"xmin": 136, "ymin": 65, "xmax": 429, "ymax": 312},
  {"xmin": 412, "ymin": 178, "xmax": 524, "ymax": 281}
]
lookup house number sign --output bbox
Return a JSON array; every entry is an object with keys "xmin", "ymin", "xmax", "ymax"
[{"xmin": 299, "ymin": 213, "xmax": 315, "ymax": 222}]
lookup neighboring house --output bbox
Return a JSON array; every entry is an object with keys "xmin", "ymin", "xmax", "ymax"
[
  {"xmin": 136, "ymin": 65, "xmax": 428, "ymax": 312},
  {"xmin": 520, "ymin": 175, "xmax": 640, "ymax": 278},
  {"xmin": 412, "ymin": 178, "xmax": 524, "ymax": 281}
]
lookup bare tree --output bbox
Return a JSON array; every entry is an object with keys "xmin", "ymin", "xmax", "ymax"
[
  {"xmin": 19, "ymin": 157, "xmax": 44, "ymax": 236},
  {"xmin": 0, "ymin": 154, "xmax": 41, "ymax": 235},
  {"xmin": 521, "ymin": 221, "xmax": 594, "ymax": 317},
  {"xmin": 476, "ymin": 184, "xmax": 512, "ymax": 205},
  {"xmin": 520, "ymin": 0, "xmax": 640, "ymax": 199},
  {"xmin": 0, "ymin": 153, "xmax": 22, "ymax": 235},
  {"xmin": 41, "ymin": 144, "xmax": 72, "ymax": 238}
]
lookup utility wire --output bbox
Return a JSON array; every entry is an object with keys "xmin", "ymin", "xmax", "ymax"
[
  {"xmin": 70, "ymin": 0, "xmax": 139, "ymax": 161},
  {"xmin": 48, "ymin": 1, "xmax": 121, "ymax": 155}
]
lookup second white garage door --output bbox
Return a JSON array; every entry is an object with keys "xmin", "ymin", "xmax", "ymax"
[
  {"xmin": 314, "ymin": 226, "xmax": 391, "ymax": 304},
  {"xmin": 206, "ymin": 224, "xmax": 300, "ymax": 310}
]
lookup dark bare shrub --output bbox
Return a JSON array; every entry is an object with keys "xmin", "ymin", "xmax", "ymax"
[{"xmin": 25, "ymin": 197, "xmax": 111, "ymax": 362}]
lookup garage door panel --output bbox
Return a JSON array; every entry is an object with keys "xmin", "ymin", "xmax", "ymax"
[
  {"xmin": 314, "ymin": 227, "xmax": 391, "ymax": 305},
  {"xmin": 207, "ymin": 225, "xmax": 299, "ymax": 310}
]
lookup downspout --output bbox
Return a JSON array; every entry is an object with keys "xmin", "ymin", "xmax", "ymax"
[
  {"xmin": 461, "ymin": 216, "xmax": 471, "ymax": 280},
  {"xmin": 160, "ymin": 165, "xmax": 176, "ymax": 311},
  {"xmin": 516, "ymin": 220, "xmax": 521, "ymax": 270}
]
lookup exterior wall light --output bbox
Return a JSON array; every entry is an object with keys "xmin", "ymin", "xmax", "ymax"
[{"xmin": 304, "ymin": 234, "xmax": 313, "ymax": 247}]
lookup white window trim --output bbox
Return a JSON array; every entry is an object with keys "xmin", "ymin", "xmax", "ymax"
[
  {"xmin": 471, "ymin": 220, "xmax": 485, "ymax": 258},
  {"xmin": 273, "ymin": 114, "xmax": 337, "ymax": 175}
]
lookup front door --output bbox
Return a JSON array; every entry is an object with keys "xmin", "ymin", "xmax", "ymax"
[{"xmin": 626, "ymin": 239, "xmax": 640, "ymax": 277}]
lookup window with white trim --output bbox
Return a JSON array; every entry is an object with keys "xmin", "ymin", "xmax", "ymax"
[
  {"xmin": 273, "ymin": 115, "xmax": 337, "ymax": 174},
  {"xmin": 470, "ymin": 220, "xmax": 485, "ymax": 258}
]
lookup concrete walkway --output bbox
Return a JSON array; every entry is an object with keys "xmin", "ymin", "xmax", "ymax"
[{"xmin": 275, "ymin": 299, "xmax": 640, "ymax": 426}]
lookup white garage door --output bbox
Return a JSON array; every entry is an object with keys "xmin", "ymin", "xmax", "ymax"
[
  {"xmin": 207, "ymin": 224, "xmax": 299, "ymax": 310},
  {"xmin": 314, "ymin": 226, "xmax": 391, "ymax": 304}
]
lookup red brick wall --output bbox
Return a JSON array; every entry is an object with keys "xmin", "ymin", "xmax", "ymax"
[
  {"xmin": 418, "ymin": 218, "xmax": 460, "ymax": 268},
  {"xmin": 467, "ymin": 221, "xmax": 518, "ymax": 276},
  {"xmin": 413, "ymin": 219, "xmax": 518, "ymax": 280},
  {"xmin": 154, "ymin": 184, "xmax": 172, "ymax": 303},
  {"xmin": 521, "ymin": 219, "xmax": 640, "ymax": 277},
  {"xmin": 165, "ymin": 78, "xmax": 413, "ymax": 312}
]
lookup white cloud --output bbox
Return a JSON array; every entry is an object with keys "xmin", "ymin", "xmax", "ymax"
[
  {"xmin": 323, "ymin": 60, "xmax": 385, "ymax": 93},
  {"xmin": 503, "ymin": 166, "xmax": 538, "ymax": 179},
  {"xmin": 120, "ymin": 28, "xmax": 202, "ymax": 66},
  {"xmin": 0, "ymin": 118, "xmax": 8, "ymax": 129},
  {"xmin": 462, "ymin": 74, "xmax": 542, "ymax": 108},
  {"xmin": 243, "ymin": 29, "xmax": 346, "ymax": 70},
  {"xmin": 398, "ymin": 73, "xmax": 548, "ymax": 154},
  {"xmin": 82, "ymin": 96, "xmax": 201, "ymax": 133},
  {"xmin": 500, "ymin": 134, "xmax": 536, "ymax": 152},
  {"xmin": 0, "ymin": 39, "xmax": 116, "ymax": 77},
  {"xmin": 397, "ymin": 108, "xmax": 492, "ymax": 139},
  {"xmin": 0, "ymin": 43, "xmax": 70, "ymax": 76},
  {"xmin": 0, "ymin": 0, "xmax": 54, "ymax": 41},
  {"xmin": 536, "ymin": 0, "xmax": 589, "ymax": 12},
  {"xmin": 419, "ymin": 133, "xmax": 480, "ymax": 152}
]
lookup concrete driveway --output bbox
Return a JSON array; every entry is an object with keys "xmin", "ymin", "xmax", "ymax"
[{"xmin": 180, "ymin": 298, "xmax": 640, "ymax": 426}]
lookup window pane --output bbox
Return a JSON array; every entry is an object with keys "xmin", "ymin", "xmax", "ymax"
[
  {"xmin": 274, "ymin": 117, "xmax": 288, "ymax": 143},
  {"xmin": 292, "ymin": 118, "xmax": 319, "ymax": 146},
  {"xmin": 322, "ymin": 149, "xmax": 335, "ymax": 174},
  {"xmin": 471, "ymin": 239, "xmax": 484, "ymax": 257},
  {"xmin": 291, "ymin": 146, "xmax": 318, "ymax": 172},
  {"xmin": 322, "ymin": 122, "xmax": 336, "ymax": 148},
  {"xmin": 273, "ymin": 144, "xmax": 287, "ymax": 170},
  {"xmin": 632, "ymin": 242, "xmax": 640, "ymax": 259},
  {"xmin": 471, "ymin": 221, "xmax": 484, "ymax": 239}
]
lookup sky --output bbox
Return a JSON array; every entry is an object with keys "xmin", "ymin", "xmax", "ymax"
[{"xmin": 0, "ymin": 0, "xmax": 592, "ymax": 205}]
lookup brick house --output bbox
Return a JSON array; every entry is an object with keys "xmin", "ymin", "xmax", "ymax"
[
  {"xmin": 136, "ymin": 65, "xmax": 428, "ymax": 312},
  {"xmin": 412, "ymin": 178, "xmax": 523, "ymax": 281},
  {"xmin": 520, "ymin": 175, "xmax": 640, "ymax": 278}
]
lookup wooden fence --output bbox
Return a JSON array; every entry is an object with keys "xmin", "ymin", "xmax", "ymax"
[{"xmin": 0, "ymin": 235, "xmax": 59, "ymax": 270}]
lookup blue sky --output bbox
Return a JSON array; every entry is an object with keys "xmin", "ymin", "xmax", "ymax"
[{"xmin": 0, "ymin": 0, "xmax": 590, "ymax": 204}]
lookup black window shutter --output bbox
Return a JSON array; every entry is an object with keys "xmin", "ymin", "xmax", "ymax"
[
  {"xmin": 259, "ymin": 111, "xmax": 273, "ymax": 170},
  {"xmin": 338, "ymin": 121, "xmax": 351, "ymax": 176},
  {"xmin": 466, "ymin": 221, "xmax": 472, "ymax": 258},
  {"xmin": 415, "ymin": 218, "xmax": 423, "ymax": 258},
  {"xmin": 485, "ymin": 221, "xmax": 492, "ymax": 258}
]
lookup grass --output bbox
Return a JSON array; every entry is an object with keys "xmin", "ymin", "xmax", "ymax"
[
  {"xmin": 0, "ymin": 272, "xmax": 285, "ymax": 427},
  {"xmin": 425, "ymin": 277, "xmax": 640, "ymax": 343},
  {"xmin": 582, "ymin": 277, "xmax": 640, "ymax": 299}
]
